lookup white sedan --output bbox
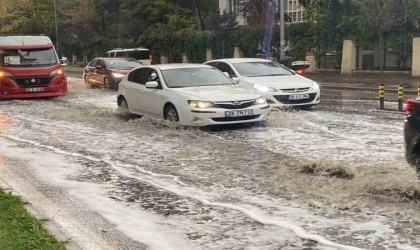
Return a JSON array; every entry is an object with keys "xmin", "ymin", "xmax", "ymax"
[
  {"xmin": 116, "ymin": 64, "xmax": 271, "ymax": 126},
  {"xmin": 204, "ymin": 58, "xmax": 320, "ymax": 109}
]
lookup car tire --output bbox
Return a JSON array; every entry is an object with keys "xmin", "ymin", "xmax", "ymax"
[
  {"xmin": 104, "ymin": 77, "xmax": 111, "ymax": 89},
  {"xmin": 84, "ymin": 75, "xmax": 89, "ymax": 84},
  {"xmin": 117, "ymin": 97, "xmax": 129, "ymax": 114},
  {"xmin": 164, "ymin": 105, "xmax": 179, "ymax": 123},
  {"xmin": 118, "ymin": 97, "xmax": 129, "ymax": 109}
]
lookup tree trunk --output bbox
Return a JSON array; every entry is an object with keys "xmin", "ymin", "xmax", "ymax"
[{"xmin": 192, "ymin": 0, "xmax": 204, "ymax": 31}]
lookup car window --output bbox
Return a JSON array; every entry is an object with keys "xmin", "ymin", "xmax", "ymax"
[
  {"xmin": 97, "ymin": 59, "xmax": 105, "ymax": 68},
  {"xmin": 232, "ymin": 61, "xmax": 293, "ymax": 77},
  {"xmin": 104, "ymin": 58, "xmax": 142, "ymax": 68},
  {"xmin": 1, "ymin": 48, "xmax": 58, "ymax": 67},
  {"xmin": 216, "ymin": 62, "xmax": 236, "ymax": 77},
  {"xmin": 88, "ymin": 59, "xmax": 98, "ymax": 67},
  {"xmin": 161, "ymin": 68, "xmax": 234, "ymax": 88},
  {"xmin": 127, "ymin": 68, "xmax": 154, "ymax": 85},
  {"xmin": 205, "ymin": 62, "xmax": 217, "ymax": 67},
  {"xmin": 115, "ymin": 51, "xmax": 124, "ymax": 57}
]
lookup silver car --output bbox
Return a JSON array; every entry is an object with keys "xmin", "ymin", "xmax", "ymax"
[{"xmin": 204, "ymin": 58, "xmax": 320, "ymax": 109}]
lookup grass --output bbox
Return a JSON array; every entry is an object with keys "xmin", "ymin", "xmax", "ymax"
[{"xmin": 0, "ymin": 189, "xmax": 66, "ymax": 250}]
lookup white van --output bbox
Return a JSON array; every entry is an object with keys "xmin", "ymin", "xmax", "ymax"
[{"xmin": 105, "ymin": 48, "xmax": 152, "ymax": 65}]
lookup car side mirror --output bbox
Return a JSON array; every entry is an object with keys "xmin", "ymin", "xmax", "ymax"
[
  {"xmin": 231, "ymin": 77, "xmax": 240, "ymax": 84},
  {"xmin": 145, "ymin": 81, "xmax": 160, "ymax": 89},
  {"xmin": 95, "ymin": 65, "xmax": 103, "ymax": 70}
]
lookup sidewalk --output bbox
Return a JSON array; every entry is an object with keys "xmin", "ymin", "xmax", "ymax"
[{"xmin": 305, "ymin": 71, "xmax": 420, "ymax": 94}]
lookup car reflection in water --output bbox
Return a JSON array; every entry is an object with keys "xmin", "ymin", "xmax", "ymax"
[{"xmin": 116, "ymin": 63, "xmax": 271, "ymax": 126}]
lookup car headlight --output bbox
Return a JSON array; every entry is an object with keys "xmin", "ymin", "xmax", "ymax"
[
  {"xmin": 49, "ymin": 69, "xmax": 63, "ymax": 76},
  {"xmin": 255, "ymin": 96, "xmax": 267, "ymax": 105},
  {"xmin": 188, "ymin": 100, "xmax": 214, "ymax": 108},
  {"xmin": 0, "ymin": 71, "xmax": 13, "ymax": 77},
  {"xmin": 253, "ymin": 84, "xmax": 277, "ymax": 92},
  {"xmin": 112, "ymin": 73, "xmax": 125, "ymax": 78},
  {"xmin": 311, "ymin": 81, "xmax": 320, "ymax": 90}
]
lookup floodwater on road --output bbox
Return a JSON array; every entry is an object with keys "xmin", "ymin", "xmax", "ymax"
[{"xmin": 0, "ymin": 78, "xmax": 419, "ymax": 250}]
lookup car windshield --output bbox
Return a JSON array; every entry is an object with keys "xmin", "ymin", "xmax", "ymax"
[
  {"xmin": 0, "ymin": 48, "xmax": 58, "ymax": 66},
  {"xmin": 105, "ymin": 58, "xmax": 142, "ymax": 68},
  {"xmin": 233, "ymin": 61, "xmax": 293, "ymax": 77},
  {"xmin": 161, "ymin": 68, "xmax": 234, "ymax": 88}
]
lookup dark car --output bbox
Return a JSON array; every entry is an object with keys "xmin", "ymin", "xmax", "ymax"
[
  {"xmin": 83, "ymin": 57, "xmax": 143, "ymax": 90},
  {"xmin": 403, "ymin": 97, "xmax": 420, "ymax": 179}
]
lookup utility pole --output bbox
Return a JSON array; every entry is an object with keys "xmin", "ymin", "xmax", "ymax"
[
  {"xmin": 279, "ymin": 0, "xmax": 285, "ymax": 60},
  {"xmin": 53, "ymin": 0, "xmax": 59, "ymax": 56}
]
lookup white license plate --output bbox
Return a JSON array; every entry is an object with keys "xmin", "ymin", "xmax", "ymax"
[
  {"xmin": 288, "ymin": 94, "xmax": 309, "ymax": 100},
  {"xmin": 25, "ymin": 87, "xmax": 44, "ymax": 92},
  {"xmin": 225, "ymin": 109, "xmax": 254, "ymax": 117}
]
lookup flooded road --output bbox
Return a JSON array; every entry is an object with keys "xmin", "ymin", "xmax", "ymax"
[{"xmin": 0, "ymin": 78, "xmax": 419, "ymax": 249}]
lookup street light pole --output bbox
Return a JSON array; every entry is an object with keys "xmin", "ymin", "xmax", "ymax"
[
  {"xmin": 279, "ymin": 0, "xmax": 285, "ymax": 60},
  {"xmin": 53, "ymin": 0, "xmax": 59, "ymax": 56}
]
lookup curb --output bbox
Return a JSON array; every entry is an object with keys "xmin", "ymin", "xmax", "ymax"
[{"xmin": 0, "ymin": 178, "xmax": 82, "ymax": 250}]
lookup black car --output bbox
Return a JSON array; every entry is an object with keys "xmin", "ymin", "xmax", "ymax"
[{"xmin": 403, "ymin": 97, "xmax": 420, "ymax": 179}]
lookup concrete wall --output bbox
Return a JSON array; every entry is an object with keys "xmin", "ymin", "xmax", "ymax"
[
  {"xmin": 341, "ymin": 39, "xmax": 357, "ymax": 75},
  {"xmin": 413, "ymin": 37, "xmax": 420, "ymax": 77}
]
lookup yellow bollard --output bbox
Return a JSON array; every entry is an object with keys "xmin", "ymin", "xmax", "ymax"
[
  {"xmin": 379, "ymin": 84, "xmax": 385, "ymax": 110},
  {"xmin": 398, "ymin": 84, "xmax": 404, "ymax": 111}
]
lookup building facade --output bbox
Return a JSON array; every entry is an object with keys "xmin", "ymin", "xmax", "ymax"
[{"xmin": 218, "ymin": 0, "xmax": 306, "ymax": 24}]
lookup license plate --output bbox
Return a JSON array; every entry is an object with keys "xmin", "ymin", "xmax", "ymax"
[
  {"xmin": 288, "ymin": 94, "xmax": 309, "ymax": 100},
  {"xmin": 25, "ymin": 87, "xmax": 44, "ymax": 92},
  {"xmin": 225, "ymin": 109, "xmax": 254, "ymax": 117}
]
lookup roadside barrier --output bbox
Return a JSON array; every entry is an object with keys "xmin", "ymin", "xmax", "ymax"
[
  {"xmin": 398, "ymin": 85, "xmax": 404, "ymax": 111},
  {"xmin": 378, "ymin": 84, "xmax": 406, "ymax": 112},
  {"xmin": 379, "ymin": 84, "xmax": 385, "ymax": 110}
]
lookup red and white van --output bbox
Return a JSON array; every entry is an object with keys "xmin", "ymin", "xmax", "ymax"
[{"xmin": 0, "ymin": 35, "xmax": 67, "ymax": 99}]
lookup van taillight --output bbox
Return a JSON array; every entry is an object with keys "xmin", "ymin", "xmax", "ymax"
[
  {"xmin": 404, "ymin": 99, "xmax": 420, "ymax": 114},
  {"xmin": 149, "ymin": 53, "xmax": 152, "ymax": 60}
]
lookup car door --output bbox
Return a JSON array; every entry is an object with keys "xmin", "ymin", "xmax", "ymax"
[
  {"xmin": 85, "ymin": 59, "xmax": 98, "ymax": 84},
  {"xmin": 141, "ymin": 69, "xmax": 166, "ymax": 117},
  {"xmin": 122, "ymin": 67, "xmax": 150, "ymax": 114},
  {"xmin": 95, "ymin": 59, "xmax": 106, "ymax": 85}
]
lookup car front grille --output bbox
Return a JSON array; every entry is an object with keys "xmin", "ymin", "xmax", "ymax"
[
  {"xmin": 212, "ymin": 115, "xmax": 261, "ymax": 122},
  {"xmin": 274, "ymin": 93, "xmax": 317, "ymax": 104},
  {"xmin": 281, "ymin": 87, "xmax": 310, "ymax": 93},
  {"xmin": 214, "ymin": 99, "xmax": 255, "ymax": 109},
  {"xmin": 11, "ymin": 76, "xmax": 53, "ymax": 86}
]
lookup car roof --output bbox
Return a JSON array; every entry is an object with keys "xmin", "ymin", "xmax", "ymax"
[
  {"xmin": 207, "ymin": 58, "xmax": 273, "ymax": 63},
  {"xmin": 93, "ymin": 57, "xmax": 138, "ymax": 61},
  {"xmin": 107, "ymin": 48, "xmax": 149, "ymax": 52},
  {"xmin": 154, "ymin": 63, "xmax": 212, "ymax": 71}
]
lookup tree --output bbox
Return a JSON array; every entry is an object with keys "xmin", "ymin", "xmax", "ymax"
[
  {"xmin": 240, "ymin": 0, "xmax": 272, "ymax": 27},
  {"xmin": 207, "ymin": 11, "xmax": 238, "ymax": 57},
  {"xmin": 362, "ymin": 0, "xmax": 404, "ymax": 74}
]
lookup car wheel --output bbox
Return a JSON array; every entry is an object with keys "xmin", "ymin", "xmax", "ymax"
[
  {"xmin": 117, "ymin": 97, "xmax": 130, "ymax": 115},
  {"xmin": 118, "ymin": 97, "xmax": 128, "ymax": 109},
  {"xmin": 104, "ymin": 77, "xmax": 111, "ymax": 89},
  {"xmin": 164, "ymin": 105, "xmax": 179, "ymax": 123},
  {"xmin": 84, "ymin": 75, "xmax": 89, "ymax": 84}
]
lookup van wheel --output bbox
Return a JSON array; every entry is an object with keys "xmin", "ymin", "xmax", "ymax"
[
  {"xmin": 104, "ymin": 78, "xmax": 111, "ymax": 89},
  {"xmin": 164, "ymin": 105, "xmax": 179, "ymax": 123}
]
